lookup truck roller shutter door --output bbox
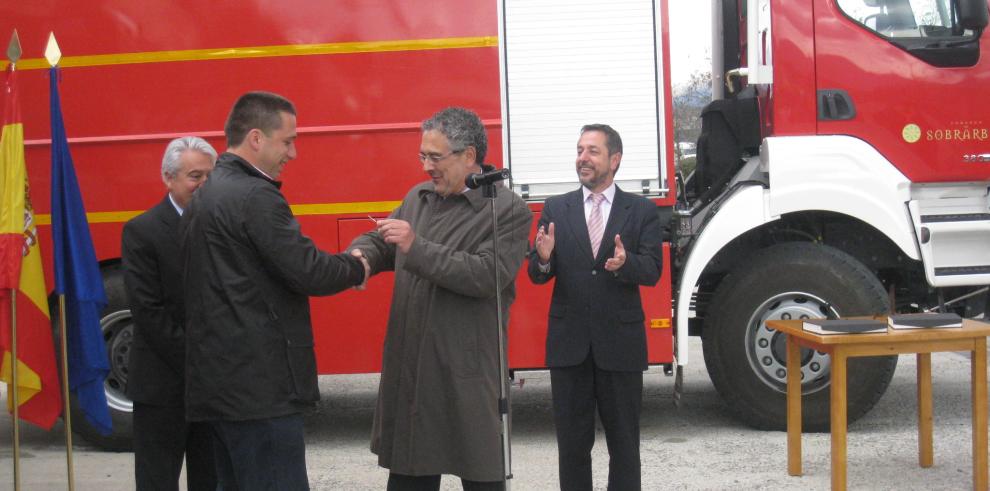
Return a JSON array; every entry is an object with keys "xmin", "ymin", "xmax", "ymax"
[{"xmin": 498, "ymin": 0, "xmax": 669, "ymax": 199}]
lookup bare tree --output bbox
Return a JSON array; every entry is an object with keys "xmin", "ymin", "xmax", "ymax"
[{"xmin": 672, "ymin": 70, "xmax": 712, "ymax": 176}]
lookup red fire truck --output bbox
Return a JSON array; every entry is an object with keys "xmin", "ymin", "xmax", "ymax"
[{"xmin": 3, "ymin": 0, "xmax": 989, "ymax": 450}]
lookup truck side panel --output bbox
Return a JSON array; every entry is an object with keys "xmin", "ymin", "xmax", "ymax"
[{"xmin": 2, "ymin": 0, "xmax": 675, "ymax": 376}]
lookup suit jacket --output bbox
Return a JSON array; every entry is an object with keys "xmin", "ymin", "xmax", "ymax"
[
  {"xmin": 122, "ymin": 195, "xmax": 186, "ymax": 406},
  {"xmin": 528, "ymin": 186, "xmax": 662, "ymax": 371}
]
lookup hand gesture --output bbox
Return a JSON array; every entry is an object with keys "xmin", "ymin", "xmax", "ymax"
[
  {"xmin": 604, "ymin": 234, "xmax": 626, "ymax": 272},
  {"xmin": 377, "ymin": 218, "xmax": 416, "ymax": 254},
  {"xmin": 535, "ymin": 222, "xmax": 555, "ymax": 264},
  {"xmin": 350, "ymin": 249, "xmax": 371, "ymax": 290}
]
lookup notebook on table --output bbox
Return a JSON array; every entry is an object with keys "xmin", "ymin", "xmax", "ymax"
[{"xmin": 801, "ymin": 318, "xmax": 887, "ymax": 335}]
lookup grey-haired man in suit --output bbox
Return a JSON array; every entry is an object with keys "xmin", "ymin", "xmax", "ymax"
[{"xmin": 122, "ymin": 136, "xmax": 218, "ymax": 491}]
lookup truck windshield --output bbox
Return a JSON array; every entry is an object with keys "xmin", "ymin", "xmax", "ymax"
[
  {"xmin": 837, "ymin": 0, "xmax": 975, "ymax": 38},
  {"xmin": 837, "ymin": 0, "xmax": 984, "ymax": 67}
]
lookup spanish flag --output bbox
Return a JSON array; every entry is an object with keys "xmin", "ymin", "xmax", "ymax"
[{"xmin": 0, "ymin": 65, "xmax": 62, "ymax": 429}]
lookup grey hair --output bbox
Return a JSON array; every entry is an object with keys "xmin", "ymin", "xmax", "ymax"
[
  {"xmin": 161, "ymin": 136, "xmax": 217, "ymax": 178},
  {"xmin": 422, "ymin": 107, "xmax": 487, "ymax": 164}
]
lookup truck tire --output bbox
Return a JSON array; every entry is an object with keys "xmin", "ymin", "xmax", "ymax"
[
  {"xmin": 701, "ymin": 242, "xmax": 896, "ymax": 431},
  {"xmin": 56, "ymin": 264, "xmax": 134, "ymax": 451}
]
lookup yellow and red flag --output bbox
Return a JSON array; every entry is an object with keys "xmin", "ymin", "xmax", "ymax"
[{"xmin": 0, "ymin": 65, "xmax": 62, "ymax": 429}]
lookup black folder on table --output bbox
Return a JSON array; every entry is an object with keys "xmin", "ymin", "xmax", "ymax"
[{"xmin": 888, "ymin": 313, "xmax": 962, "ymax": 330}]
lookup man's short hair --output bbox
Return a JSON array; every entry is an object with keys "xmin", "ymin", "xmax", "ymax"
[
  {"xmin": 580, "ymin": 123, "xmax": 623, "ymax": 157},
  {"xmin": 161, "ymin": 136, "xmax": 217, "ymax": 179},
  {"xmin": 224, "ymin": 91, "xmax": 296, "ymax": 148},
  {"xmin": 422, "ymin": 107, "xmax": 487, "ymax": 164}
]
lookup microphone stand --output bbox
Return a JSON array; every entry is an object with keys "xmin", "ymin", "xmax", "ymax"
[{"xmin": 481, "ymin": 179, "xmax": 513, "ymax": 489}]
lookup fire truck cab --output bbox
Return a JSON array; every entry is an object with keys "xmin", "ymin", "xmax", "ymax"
[{"xmin": 680, "ymin": 0, "xmax": 990, "ymax": 430}]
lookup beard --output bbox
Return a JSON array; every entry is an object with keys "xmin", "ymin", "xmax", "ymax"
[{"xmin": 578, "ymin": 164, "xmax": 608, "ymax": 190}]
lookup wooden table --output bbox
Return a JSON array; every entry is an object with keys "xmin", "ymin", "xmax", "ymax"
[{"xmin": 767, "ymin": 318, "xmax": 990, "ymax": 491}]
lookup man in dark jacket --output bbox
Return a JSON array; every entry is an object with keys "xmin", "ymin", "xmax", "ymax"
[
  {"xmin": 123, "ymin": 136, "xmax": 217, "ymax": 491},
  {"xmin": 528, "ymin": 124, "xmax": 662, "ymax": 491},
  {"xmin": 349, "ymin": 107, "xmax": 531, "ymax": 490},
  {"xmin": 180, "ymin": 91, "xmax": 369, "ymax": 490}
]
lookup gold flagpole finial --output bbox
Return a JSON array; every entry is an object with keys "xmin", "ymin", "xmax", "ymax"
[
  {"xmin": 6, "ymin": 29, "xmax": 21, "ymax": 65},
  {"xmin": 45, "ymin": 32, "xmax": 61, "ymax": 67}
]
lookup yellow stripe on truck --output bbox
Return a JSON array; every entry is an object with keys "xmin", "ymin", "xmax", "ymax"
[
  {"xmin": 33, "ymin": 201, "xmax": 403, "ymax": 225},
  {"xmin": 291, "ymin": 201, "xmax": 401, "ymax": 216},
  {"xmin": 6, "ymin": 36, "xmax": 498, "ymax": 70}
]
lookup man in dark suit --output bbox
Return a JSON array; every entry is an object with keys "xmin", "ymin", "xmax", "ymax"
[
  {"xmin": 528, "ymin": 124, "xmax": 662, "ymax": 491},
  {"xmin": 122, "ymin": 136, "xmax": 218, "ymax": 491}
]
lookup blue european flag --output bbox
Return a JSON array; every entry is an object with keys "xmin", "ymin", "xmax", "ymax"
[{"xmin": 49, "ymin": 67, "xmax": 112, "ymax": 436}]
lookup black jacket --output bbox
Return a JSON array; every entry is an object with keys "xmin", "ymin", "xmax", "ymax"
[
  {"xmin": 527, "ymin": 186, "xmax": 662, "ymax": 371},
  {"xmin": 180, "ymin": 153, "xmax": 364, "ymax": 421},
  {"xmin": 122, "ymin": 195, "xmax": 186, "ymax": 405}
]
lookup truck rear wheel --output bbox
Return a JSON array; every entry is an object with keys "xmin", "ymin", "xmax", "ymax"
[
  {"xmin": 701, "ymin": 242, "xmax": 896, "ymax": 431},
  {"xmin": 55, "ymin": 264, "xmax": 134, "ymax": 451}
]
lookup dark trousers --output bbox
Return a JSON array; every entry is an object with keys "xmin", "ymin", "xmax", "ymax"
[
  {"xmin": 550, "ymin": 354, "xmax": 643, "ymax": 491},
  {"xmin": 386, "ymin": 472, "xmax": 505, "ymax": 491},
  {"xmin": 210, "ymin": 413, "xmax": 308, "ymax": 491},
  {"xmin": 133, "ymin": 402, "xmax": 216, "ymax": 491}
]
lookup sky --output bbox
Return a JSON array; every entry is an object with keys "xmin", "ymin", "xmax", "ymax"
[{"xmin": 667, "ymin": 2, "xmax": 713, "ymax": 87}]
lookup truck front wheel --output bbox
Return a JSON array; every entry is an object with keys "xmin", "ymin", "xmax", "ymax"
[{"xmin": 701, "ymin": 242, "xmax": 896, "ymax": 431}]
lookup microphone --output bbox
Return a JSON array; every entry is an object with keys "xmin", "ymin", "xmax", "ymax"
[{"xmin": 465, "ymin": 167, "xmax": 511, "ymax": 189}]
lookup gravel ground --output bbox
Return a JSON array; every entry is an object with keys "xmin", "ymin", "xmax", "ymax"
[{"xmin": 1, "ymin": 337, "xmax": 983, "ymax": 490}]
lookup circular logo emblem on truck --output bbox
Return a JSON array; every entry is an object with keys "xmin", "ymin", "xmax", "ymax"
[{"xmin": 902, "ymin": 124, "xmax": 921, "ymax": 143}]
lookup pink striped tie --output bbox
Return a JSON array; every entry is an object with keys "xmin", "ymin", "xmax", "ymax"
[{"xmin": 588, "ymin": 193, "xmax": 605, "ymax": 257}]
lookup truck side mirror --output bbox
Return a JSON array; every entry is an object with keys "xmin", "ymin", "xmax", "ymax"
[{"xmin": 957, "ymin": 0, "xmax": 989, "ymax": 30}]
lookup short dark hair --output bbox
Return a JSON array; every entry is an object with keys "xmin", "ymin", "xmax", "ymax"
[
  {"xmin": 224, "ymin": 91, "xmax": 297, "ymax": 148},
  {"xmin": 580, "ymin": 124, "xmax": 623, "ymax": 157},
  {"xmin": 422, "ymin": 107, "xmax": 487, "ymax": 164}
]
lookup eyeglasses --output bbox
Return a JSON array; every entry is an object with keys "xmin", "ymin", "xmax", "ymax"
[{"xmin": 418, "ymin": 149, "xmax": 464, "ymax": 164}]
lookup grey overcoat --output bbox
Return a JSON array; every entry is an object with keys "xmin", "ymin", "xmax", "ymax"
[{"xmin": 350, "ymin": 180, "xmax": 532, "ymax": 481}]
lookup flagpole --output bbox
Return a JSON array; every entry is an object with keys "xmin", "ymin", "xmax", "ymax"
[
  {"xmin": 10, "ymin": 291, "xmax": 21, "ymax": 491},
  {"xmin": 6, "ymin": 29, "xmax": 23, "ymax": 491},
  {"xmin": 44, "ymin": 33, "xmax": 75, "ymax": 491},
  {"xmin": 58, "ymin": 295, "xmax": 74, "ymax": 491}
]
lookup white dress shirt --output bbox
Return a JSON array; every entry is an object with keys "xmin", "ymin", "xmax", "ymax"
[
  {"xmin": 168, "ymin": 193, "xmax": 184, "ymax": 216},
  {"xmin": 583, "ymin": 182, "xmax": 616, "ymax": 226}
]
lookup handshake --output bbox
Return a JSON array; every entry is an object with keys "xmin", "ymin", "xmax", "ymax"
[
  {"xmin": 349, "ymin": 248, "xmax": 371, "ymax": 291},
  {"xmin": 348, "ymin": 217, "xmax": 416, "ymax": 291}
]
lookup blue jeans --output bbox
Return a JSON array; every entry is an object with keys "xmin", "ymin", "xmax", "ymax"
[{"xmin": 210, "ymin": 413, "xmax": 308, "ymax": 491}]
